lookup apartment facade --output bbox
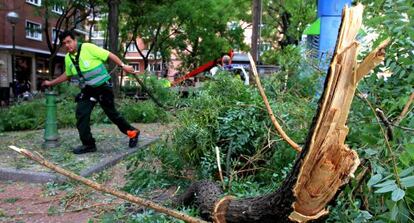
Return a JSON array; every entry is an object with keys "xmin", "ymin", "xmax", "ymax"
[
  {"xmin": 123, "ymin": 38, "xmax": 164, "ymax": 76},
  {"xmin": 86, "ymin": 13, "xmax": 169, "ymax": 86},
  {"xmin": 0, "ymin": 0, "xmax": 83, "ymax": 98}
]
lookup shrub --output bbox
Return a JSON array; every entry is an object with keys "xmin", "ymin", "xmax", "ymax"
[
  {"xmin": 133, "ymin": 74, "xmax": 179, "ymax": 108},
  {"xmin": 171, "ymin": 74, "xmax": 312, "ymax": 181},
  {"xmin": 0, "ymin": 100, "xmax": 45, "ymax": 131},
  {"xmin": 0, "ymin": 85, "xmax": 171, "ymax": 132},
  {"xmin": 119, "ymin": 99, "xmax": 169, "ymax": 123},
  {"xmin": 172, "ymin": 74, "xmax": 258, "ymax": 163},
  {"xmin": 124, "ymin": 142, "xmax": 188, "ymax": 194}
]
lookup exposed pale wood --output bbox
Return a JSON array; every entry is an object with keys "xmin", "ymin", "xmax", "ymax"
[
  {"xmin": 249, "ymin": 52, "xmax": 302, "ymax": 152},
  {"xmin": 394, "ymin": 92, "xmax": 414, "ymax": 125},
  {"xmin": 290, "ymin": 4, "xmax": 366, "ymax": 221},
  {"xmin": 212, "ymin": 196, "xmax": 234, "ymax": 223},
  {"xmin": 8, "ymin": 146, "xmax": 208, "ymax": 223},
  {"xmin": 215, "ymin": 146, "xmax": 225, "ymax": 189},
  {"xmin": 356, "ymin": 38, "xmax": 391, "ymax": 81}
]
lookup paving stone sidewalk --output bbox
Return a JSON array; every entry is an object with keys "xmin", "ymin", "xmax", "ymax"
[{"xmin": 0, "ymin": 123, "xmax": 172, "ymax": 183}]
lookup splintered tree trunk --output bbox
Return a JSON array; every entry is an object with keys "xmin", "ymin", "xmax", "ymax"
[{"xmin": 175, "ymin": 4, "xmax": 389, "ymax": 223}]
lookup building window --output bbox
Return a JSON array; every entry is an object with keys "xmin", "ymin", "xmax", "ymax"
[
  {"xmin": 154, "ymin": 63, "xmax": 161, "ymax": 71},
  {"xmin": 149, "ymin": 63, "xmax": 161, "ymax": 72},
  {"xmin": 127, "ymin": 42, "xmax": 138, "ymax": 52},
  {"xmin": 52, "ymin": 5, "xmax": 63, "ymax": 14},
  {"xmin": 26, "ymin": 21, "xmax": 42, "ymax": 41},
  {"xmin": 52, "ymin": 28, "xmax": 61, "ymax": 44},
  {"xmin": 131, "ymin": 63, "xmax": 140, "ymax": 72},
  {"xmin": 26, "ymin": 0, "xmax": 41, "ymax": 6}
]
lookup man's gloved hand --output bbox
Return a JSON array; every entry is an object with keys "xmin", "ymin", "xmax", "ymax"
[{"xmin": 121, "ymin": 64, "xmax": 136, "ymax": 74}]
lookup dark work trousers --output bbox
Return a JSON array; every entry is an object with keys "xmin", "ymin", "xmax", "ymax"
[{"xmin": 75, "ymin": 84, "xmax": 135, "ymax": 146}]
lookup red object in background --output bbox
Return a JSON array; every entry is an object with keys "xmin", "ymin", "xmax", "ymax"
[{"xmin": 171, "ymin": 49, "xmax": 233, "ymax": 86}]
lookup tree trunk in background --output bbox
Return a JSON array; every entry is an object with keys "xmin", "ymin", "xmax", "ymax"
[
  {"xmin": 250, "ymin": 0, "xmax": 261, "ymax": 63},
  {"xmin": 279, "ymin": 12, "xmax": 299, "ymax": 48},
  {"xmin": 250, "ymin": 0, "xmax": 261, "ymax": 84},
  {"xmin": 108, "ymin": 0, "xmax": 120, "ymax": 96},
  {"xmin": 174, "ymin": 4, "xmax": 389, "ymax": 223}
]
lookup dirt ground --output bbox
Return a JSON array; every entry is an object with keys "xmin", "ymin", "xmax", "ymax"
[
  {"xmin": 0, "ymin": 123, "xmax": 172, "ymax": 223},
  {"xmin": 0, "ymin": 164, "xmax": 126, "ymax": 223}
]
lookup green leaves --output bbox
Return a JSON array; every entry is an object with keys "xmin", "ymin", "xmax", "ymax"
[
  {"xmin": 355, "ymin": 210, "xmax": 373, "ymax": 223},
  {"xmin": 406, "ymin": 144, "xmax": 414, "ymax": 160},
  {"xmin": 367, "ymin": 173, "xmax": 382, "ymax": 187},
  {"xmin": 401, "ymin": 176, "xmax": 414, "ymax": 188},
  {"xmin": 0, "ymin": 100, "xmax": 46, "ymax": 131},
  {"xmin": 399, "ymin": 166, "xmax": 414, "ymax": 178},
  {"xmin": 261, "ymin": 0, "xmax": 317, "ymax": 49},
  {"xmin": 391, "ymin": 188, "xmax": 405, "ymax": 201},
  {"xmin": 344, "ymin": 1, "xmax": 414, "ymax": 220},
  {"xmin": 373, "ymin": 180, "xmax": 398, "ymax": 194},
  {"xmin": 120, "ymin": 0, "xmax": 249, "ymax": 70},
  {"xmin": 368, "ymin": 166, "xmax": 414, "ymax": 203}
]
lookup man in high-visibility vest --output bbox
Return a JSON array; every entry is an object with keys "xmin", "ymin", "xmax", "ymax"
[{"xmin": 42, "ymin": 30, "xmax": 139, "ymax": 154}]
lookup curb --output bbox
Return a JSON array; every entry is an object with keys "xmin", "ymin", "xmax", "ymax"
[
  {"xmin": 79, "ymin": 137, "xmax": 157, "ymax": 177},
  {"xmin": 0, "ymin": 137, "xmax": 159, "ymax": 183},
  {"xmin": 0, "ymin": 168, "xmax": 66, "ymax": 183}
]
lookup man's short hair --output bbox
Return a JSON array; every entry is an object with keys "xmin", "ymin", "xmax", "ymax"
[
  {"xmin": 58, "ymin": 30, "xmax": 76, "ymax": 42},
  {"xmin": 222, "ymin": 55, "xmax": 231, "ymax": 65}
]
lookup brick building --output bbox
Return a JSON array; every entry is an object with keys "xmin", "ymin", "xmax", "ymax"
[{"xmin": 0, "ymin": 0, "xmax": 87, "ymax": 103}]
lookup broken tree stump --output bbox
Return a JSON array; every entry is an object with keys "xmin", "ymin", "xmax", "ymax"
[{"xmin": 174, "ymin": 4, "xmax": 390, "ymax": 223}]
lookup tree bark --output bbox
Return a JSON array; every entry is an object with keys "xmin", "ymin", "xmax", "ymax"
[
  {"xmin": 250, "ymin": 0, "xmax": 261, "ymax": 63},
  {"xmin": 250, "ymin": 0, "xmax": 262, "ymax": 83},
  {"xmin": 174, "ymin": 4, "xmax": 390, "ymax": 223},
  {"xmin": 394, "ymin": 92, "xmax": 414, "ymax": 125},
  {"xmin": 108, "ymin": 0, "xmax": 120, "ymax": 96}
]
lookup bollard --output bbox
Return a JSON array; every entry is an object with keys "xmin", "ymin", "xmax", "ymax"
[{"xmin": 43, "ymin": 91, "xmax": 60, "ymax": 148}]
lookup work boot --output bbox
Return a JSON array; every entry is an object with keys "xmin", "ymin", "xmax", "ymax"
[
  {"xmin": 73, "ymin": 144, "xmax": 97, "ymax": 154},
  {"xmin": 127, "ymin": 130, "xmax": 140, "ymax": 148}
]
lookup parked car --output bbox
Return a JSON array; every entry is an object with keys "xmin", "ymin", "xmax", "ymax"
[{"xmin": 231, "ymin": 52, "xmax": 280, "ymax": 76}]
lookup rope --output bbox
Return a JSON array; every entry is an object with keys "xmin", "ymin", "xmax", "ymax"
[{"xmin": 110, "ymin": 66, "xmax": 166, "ymax": 110}]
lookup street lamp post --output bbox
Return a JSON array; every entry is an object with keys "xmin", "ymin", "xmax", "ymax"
[{"xmin": 6, "ymin": 11, "xmax": 19, "ymax": 95}]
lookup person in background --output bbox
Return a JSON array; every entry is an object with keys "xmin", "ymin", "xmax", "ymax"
[
  {"xmin": 221, "ymin": 55, "xmax": 233, "ymax": 71},
  {"xmin": 42, "ymin": 30, "xmax": 140, "ymax": 154},
  {"xmin": 210, "ymin": 54, "xmax": 232, "ymax": 76}
]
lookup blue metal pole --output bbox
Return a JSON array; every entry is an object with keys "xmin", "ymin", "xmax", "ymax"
[{"xmin": 318, "ymin": 0, "xmax": 352, "ymax": 70}]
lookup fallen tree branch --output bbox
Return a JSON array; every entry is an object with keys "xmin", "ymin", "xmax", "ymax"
[
  {"xmin": 248, "ymin": 53, "xmax": 302, "ymax": 152},
  {"xmin": 394, "ymin": 92, "xmax": 414, "ymax": 125},
  {"xmin": 390, "ymin": 123, "xmax": 414, "ymax": 132},
  {"xmin": 132, "ymin": 74, "xmax": 166, "ymax": 109},
  {"xmin": 8, "ymin": 146, "xmax": 208, "ymax": 223},
  {"xmin": 215, "ymin": 146, "xmax": 225, "ymax": 190},
  {"xmin": 375, "ymin": 108, "xmax": 394, "ymax": 141}
]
